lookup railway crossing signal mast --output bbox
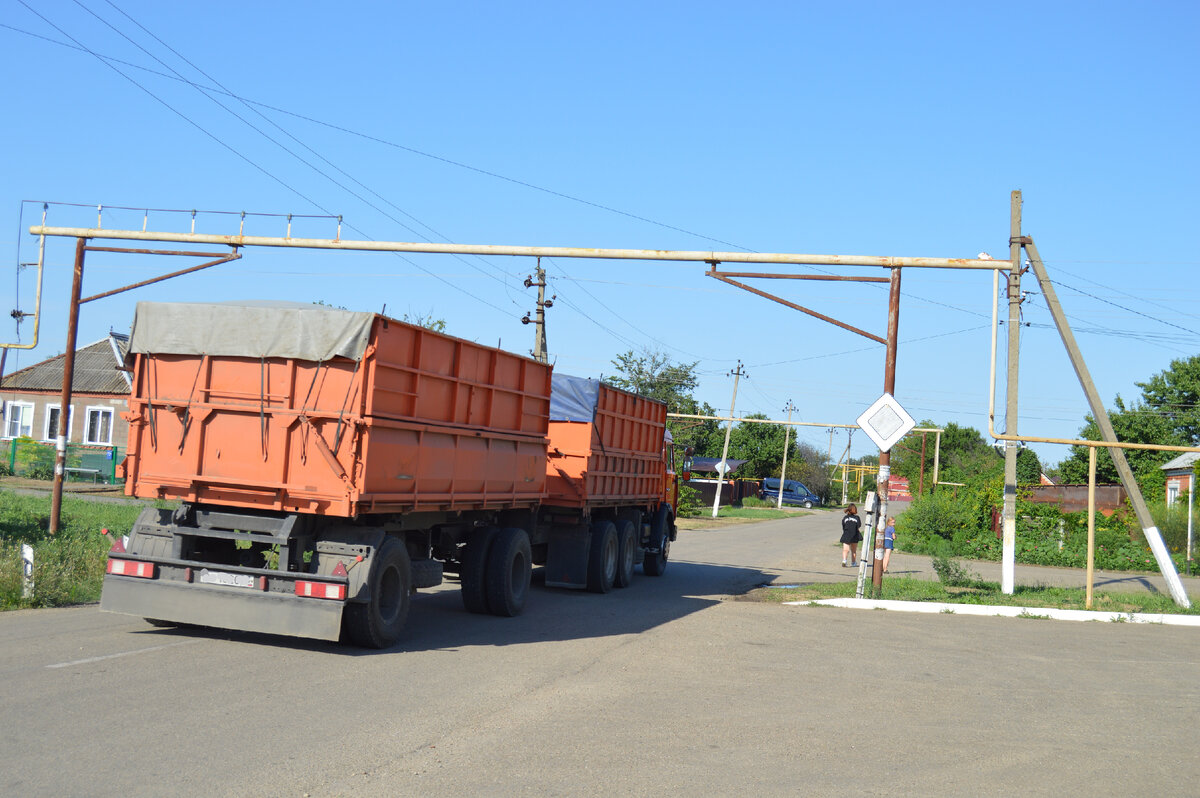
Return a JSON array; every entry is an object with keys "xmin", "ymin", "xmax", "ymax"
[{"xmin": 19, "ymin": 191, "xmax": 1197, "ymax": 606}]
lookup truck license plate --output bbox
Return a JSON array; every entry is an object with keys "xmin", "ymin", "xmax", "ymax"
[{"xmin": 199, "ymin": 569, "xmax": 255, "ymax": 589}]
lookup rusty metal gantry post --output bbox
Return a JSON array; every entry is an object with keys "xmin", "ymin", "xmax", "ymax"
[{"xmin": 45, "ymin": 240, "xmax": 240, "ymax": 533}]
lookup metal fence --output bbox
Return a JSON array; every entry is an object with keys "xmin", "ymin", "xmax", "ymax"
[{"xmin": 5, "ymin": 438, "xmax": 123, "ymax": 484}]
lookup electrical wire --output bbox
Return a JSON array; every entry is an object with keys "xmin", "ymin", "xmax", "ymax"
[
  {"xmin": 80, "ymin": 0, "xmax": 523, "ymax": 306},
  {"xmin": 14, "ymin": 1, "xmax": 515, "ymax": 318}
]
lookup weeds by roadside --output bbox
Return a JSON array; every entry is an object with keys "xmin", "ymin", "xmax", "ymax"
[{"xmin": 0, "ymin": 490, "xmax": 156, "ymax": 610}]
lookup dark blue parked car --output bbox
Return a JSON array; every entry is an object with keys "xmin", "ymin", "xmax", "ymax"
[{"xmin": 760, "ymin": 477, "xmax": 821, "ymax": 508}]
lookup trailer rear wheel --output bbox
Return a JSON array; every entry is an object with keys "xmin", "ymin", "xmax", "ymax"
[
  {"xmin": 342, "ymin": 537, "xmax": 411, "ymax": 649},
  {"xmin": 461, "ymin": 526, "xmax": 498, "ymax": 614},
  {"xmin": 587, "ymin": 520, "xmax": 618, "ymax": 593},
  {"xmin": 614, "ymin": 520, "xmax": 636, "ymax": 588},
  {"xmin": 486, "ymin": 527, "xmax": 532, "ymax": 617},
  {"xmin": 643, "ymin": 505, "xmax": 671, "ymax": 576}
]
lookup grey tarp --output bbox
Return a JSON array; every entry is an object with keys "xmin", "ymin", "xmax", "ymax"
[
  {"xmin": 550, "ymin": 373, "xmax": 601, "ymax": 422},
  {"xmin": 129, "ymin": 301, "xmax": 377, "ymax": 362}
]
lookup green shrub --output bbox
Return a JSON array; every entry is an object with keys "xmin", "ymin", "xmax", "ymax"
[
  {"xmin": 676, "ymin": 482, "xmax": 704, "ymax": 517},
  {"xmin": 898, "ymin": 491, "xmax": 976, "ymax": 541},
  {"xmin": 931, "ymin": 555, "xmax": 978, "ymax": 587}
]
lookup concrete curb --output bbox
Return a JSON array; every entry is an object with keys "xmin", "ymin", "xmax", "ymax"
[{"xmin": 785, "ymin": 597, "xmax": 1200, "ymax": 626}]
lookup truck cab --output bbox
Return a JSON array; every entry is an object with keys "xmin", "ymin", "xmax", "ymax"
[{"xmin": 760, "ymin": 477, "xmax": 821, "ymax": 508}]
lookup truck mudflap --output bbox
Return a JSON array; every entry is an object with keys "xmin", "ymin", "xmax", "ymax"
[{"xmin": 100, "ymin": 560, "xmax": 348, "ymax": 642}]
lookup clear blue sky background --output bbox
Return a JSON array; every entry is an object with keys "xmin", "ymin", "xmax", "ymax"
[{"xmin": 2, "ymin": 1, "xmax": 1197, "ymax": 468}]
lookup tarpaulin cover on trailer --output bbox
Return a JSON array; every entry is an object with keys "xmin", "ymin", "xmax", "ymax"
[
  {"xmin": 129, "ymin": 301, "xmax": 376, "ymax": 362},
  {"xmin": 550, "ymin": 373, "xmax": 601, "ymax": 422}
]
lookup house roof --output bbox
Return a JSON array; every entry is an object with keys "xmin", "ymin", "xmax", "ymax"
[
  {"xmin": 1160, "ymin": 451, "xmax": 1200, "ymax": 471},
  {"xmin": 1, "ymin": 333, "xmax": 131, "ymax": 394}
]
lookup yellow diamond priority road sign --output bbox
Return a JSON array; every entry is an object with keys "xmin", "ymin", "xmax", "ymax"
[{"xmin": 856, "ymin": 393, "xmax": 915, "ymax": 452}]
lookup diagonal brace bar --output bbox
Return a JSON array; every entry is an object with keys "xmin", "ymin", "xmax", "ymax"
[
  {"xmin": 708, "ymin": 273, "xmax": 887, "ymax": 345},
  {"xmin": 80, "ymin": 250, "xmax": 241, "ymax": 304}
]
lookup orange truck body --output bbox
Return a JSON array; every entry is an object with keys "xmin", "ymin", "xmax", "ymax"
[
  {"xmin": 102, "ymin": 301, "xmax": 677, "ymax": 647},
  {"xmin": 121, "ymin": 307, "xmax": 551, "ymax": 516},
  {"xmin": 544, "ymin": 380, "xmax": 673, "ymax": 511}
]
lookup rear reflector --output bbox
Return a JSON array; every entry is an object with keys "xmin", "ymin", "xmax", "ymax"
[
  {"xmin": 107, "ymin": 559, "xmax": 155, "ymax": 579},
  {"xmin": 294, "ymin": 580, "xmax": 346, "ymax": 601}
]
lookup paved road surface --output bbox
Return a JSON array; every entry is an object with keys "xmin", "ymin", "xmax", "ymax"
[{"xmin": 2, "ymin": 511, "xmax": 1196, "ymax": 796}]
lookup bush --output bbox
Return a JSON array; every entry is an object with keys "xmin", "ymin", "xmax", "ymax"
[
  {"xmin": 676, "ymin": 482, "xmax": 704, "ymax": 518},
  {"xmin": 898, "ymin": 491, "xmax": 976, "ymax": 541},
  {"xmin": 931, "ymin": 555, "xmax": 978, "ymax": 587}
]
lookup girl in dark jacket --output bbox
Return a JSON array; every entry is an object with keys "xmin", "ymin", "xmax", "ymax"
[{"xmin": 840, "ymin": 504, "xmax": 863, "ymax": 567}]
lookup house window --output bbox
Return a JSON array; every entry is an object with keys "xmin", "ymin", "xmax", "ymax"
[
  {"xmin": 44, "ymin": 405, "xmax": 73, "ymax": 442},
  {"xmin": 1167, "ymin": 483, "xmax": 1179, "ymax": 506},
  {"xmin": 84, "ymin": 406, "xmax": 114, "ymax": 445},
  {"xmin": 4, "ymin": 401, "xmax": 34, "ymax": 438}
]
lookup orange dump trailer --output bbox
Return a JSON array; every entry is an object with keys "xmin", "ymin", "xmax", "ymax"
[{"xmin": 101, "ymin": 302, "xmax": 679, "ymax": 648}]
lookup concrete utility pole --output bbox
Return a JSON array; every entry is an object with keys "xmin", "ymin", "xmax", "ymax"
[
  {"xmin": 712, "ymin": 361, "xmax": 746, "ymax": 518},
  {"xmin": 522, "ymin": 257, "xmax": 552, "ymax": 363},
  {"xmin": 1023, "ymin": 238, "xmax": 1191, "ymax": 607},
  {"xmin": 776, "ymin": 401, "xmax": 796, "ymax": 509},
  {"xmin": 1001, "ymin": 191, "xmax": 1024, "ymax": 594}
]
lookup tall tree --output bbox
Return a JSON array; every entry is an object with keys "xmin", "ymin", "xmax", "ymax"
[
  {"xmin": 1055, "ymin": 394, "xmax": 1181, "ymax": 493},
  {"xmin": 608, "ymin": 349, "xmax": 716, "ymax": 458},
  {"xmin": 1135, "ymin": 354, "xmax": 1200, "ymax": 443},
  {"xmin": 727, "ymin": 413, "xmax": 788, "ymax": 479},
  {"xmin": 607, "ymin": 349, "xmax": 699, "ymax": 410},
  {"xmin": 889, "ymin": 420, "xmax": 1002, "ymax": 493}
]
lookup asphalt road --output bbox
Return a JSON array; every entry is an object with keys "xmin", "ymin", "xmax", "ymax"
[{"xmin": 2, "ymin": 511, "xmax": 1197, "ymax": 796}]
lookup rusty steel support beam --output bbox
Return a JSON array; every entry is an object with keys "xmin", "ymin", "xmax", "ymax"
[
  {"xmin": 871, "ymin": 266, "xmax": 902, "ymax": 593},
  {"xmin": 709, "ymin": 273, "xmax": 887, "ymax": 345},
  {"xmin": 80, "ymin": 250, "xmax": 241, "ymax": 304},
  {"xmin": 49, "ymin": 238, "xmax": 87, "ymax": 534},
  {"xmin": 707, "ymin": 271, "xmax": 891, "ymax": 283}
]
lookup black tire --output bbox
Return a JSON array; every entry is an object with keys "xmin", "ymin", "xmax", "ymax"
[
  {"xmin": 461, "ymin": 526, "xmax": 498, "ymax": 614},
  {"xmin": 803, "ymin": 500, "xmax": 813, "ymax": 509},
  {"xmin": 643, "ymin": 505, "xmax": 671, "ymax": 577},
  {"xmin": 586, "ymin": 520, "xmax": 618, "ymax": 593},
  {"xmin": 342, "ymin": 537, "xmax": 411, "ymax": 649},
  {"xmin": 485, "ymin": 527, "xmax": 532, "ymax": 617},
  {"xmin": 613, "ymin": 519, "xmax": 636, "ymax": 588}
]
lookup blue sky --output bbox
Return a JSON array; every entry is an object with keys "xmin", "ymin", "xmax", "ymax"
[{"xmin": 2, "ymin": 1, "xmax": 1197, "ymax": 468}]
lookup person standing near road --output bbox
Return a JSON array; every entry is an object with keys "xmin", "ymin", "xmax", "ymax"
[
  {"xmin": 882, "ymin": 516, "xmax": 896, "ymax": 573},
  {"xmin": 840, "ymin": 504, "xmax": 862, "ymax": 567}
]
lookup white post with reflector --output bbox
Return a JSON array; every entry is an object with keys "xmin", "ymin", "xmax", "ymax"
[{"xmin": 21, "ymin": 544, "xmax": 34, "ymax": 599}]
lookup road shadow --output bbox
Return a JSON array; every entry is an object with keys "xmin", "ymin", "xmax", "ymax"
[{"xmin": 130, "ymin": 557, "xmax": 771, "ymax": 655}]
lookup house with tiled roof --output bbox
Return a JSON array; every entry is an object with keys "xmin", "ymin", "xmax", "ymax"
[
  {"xmin": 0, "ymin": 333, "xmax": 131, "ymax": 453},
  {"xmin": 1161, "ymin": 451, "xmax": 1199, "ymax": 506}
]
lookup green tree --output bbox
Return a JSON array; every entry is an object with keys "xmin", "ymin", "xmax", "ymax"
[
  {"xmin": 784, "ymin": 440, "xmax": 832, "ymax": 500},
  {"xmin": 607, "ymin": 349, "xmax": 698, "ymax": 410},
  {"xmin": 1136, "ymin": 354, "xmax": 1200, "ymax": 443},
  {"xmin": 727, "ymin": 414, "xmax": 787, "ymax": 479},
  {"xmin": 1056, "ymin": 395, "xmax": 1183, "ymax": 495},
  {"xmin": 889, "ymin": 421, "xmax": 1002, "ymax": 494},
  {"xmin": 607, "ymin": 349, "xmax": 716, "ymax": 459},
  {"xmin": 1015, "ymin": 447, "xmax": 1042, "ymax": 485}
]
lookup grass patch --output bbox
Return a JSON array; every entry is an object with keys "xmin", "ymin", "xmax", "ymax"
[
  {"xmin": 0, "ymin": 489, "xmax": 162, "ymax": 610},
  {"xmin": 758, "ymin": 576, "xmax": 1200, "ymax": 615}
]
